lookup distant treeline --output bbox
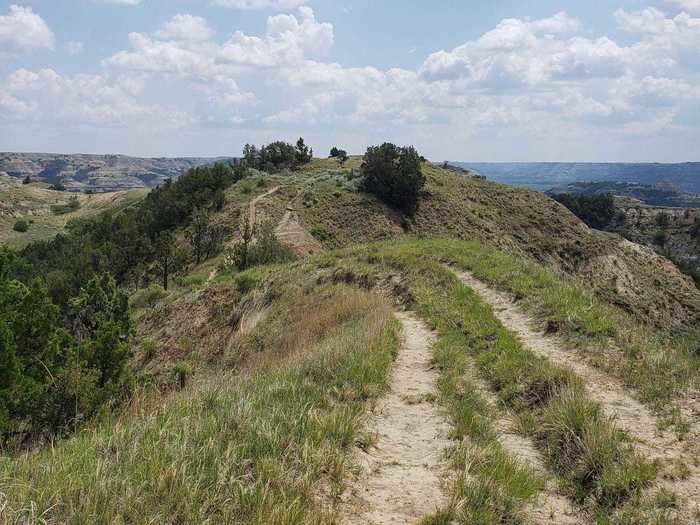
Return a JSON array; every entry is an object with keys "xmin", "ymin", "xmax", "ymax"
[{"xmin": 550, "ymin": 193, "xmax": 617, "ymax": 230}]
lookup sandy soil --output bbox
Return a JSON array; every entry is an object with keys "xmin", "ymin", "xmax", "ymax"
[{"xmin": 340, "ymin": 312, "xmax": 450, "ymax": 524}]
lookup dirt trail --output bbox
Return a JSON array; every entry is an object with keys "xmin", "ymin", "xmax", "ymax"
[
  {"xmin": 247, "ymin": 186, "xmax": 279, "ymax": 227},
  {"xmin": 454, "ymin": 269, "xmax": 700, "ymax": 520},
  {"xmin": 274, "ymin": 206, "xmax": 323, "ymax": 256},
  {"xmin": 340, "ymin": 312, "xmax": 450, "ymax": 524}
]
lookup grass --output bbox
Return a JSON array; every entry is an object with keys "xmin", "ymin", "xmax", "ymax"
[
  {"xmin": 0, "ymin": 184, "xmax": 147, "ymax": 248},
  {"xmin": 418, "ymin": 237, "xmax": 699, "ymax": 415},
  {"xmin": 0, "ymin": 279, "xmax": 399, "ymax": 524},
  {"xmin": 311, "ymin": 240, "xmax": 659, "ymax": 519}
]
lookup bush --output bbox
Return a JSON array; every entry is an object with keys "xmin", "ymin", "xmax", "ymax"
[
  {"xmin": 242, "ymin": 138, "xmax": 313, "ymax": 173},
  {"xmin": 656, "ymin": 212, "xmax": 671, "ymax": 228},
  {"xmin": 130, "ymin": 284, "xmax": 166, "ymax": 308},
  {"xmin": 361, "ymin": 143, "xmax": 425, "ymax": 216},
  {"xmin": 51, "ymin": 195, "xmax": 81, "ymax": 215},
  {"xmin": 226, "ymin": 221, "xmax": 295, "ymax": 271},
  {"xmin": 13, "ymin": 220, "xmax": 28, "ymax": 233},
  {"xmin": 653, "ymin": 230, "xmax": 668, "ymax": 248}
]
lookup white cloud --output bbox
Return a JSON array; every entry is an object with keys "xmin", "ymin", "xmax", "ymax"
[
  {"xmin": 1, "ymin": 68, "xmax": 181, "ymax": 127},
  {"xmin": 219, "ymin": 7, "xmax": 333, "ymax": 66},
  {"xmin": 0, "ymin": 5, "xmax": 54, "ymax": 52},
  {"xmin": 211, "ymin": 0, "xmax": 305, "ymax": 10},
  {"xmin": 666, "ymin": 0, "xmax": 700, "ymax": 13},
  {"xmin": 155, "ymin": 14, "xmax": 214, "ymax": 41}
]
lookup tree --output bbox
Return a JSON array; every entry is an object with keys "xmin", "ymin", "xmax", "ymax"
[
  {"xmin": 550, "ymin": 193, "xmax": 616, "ymax": 230},
  {"xmin": 329, "ymin": 147, "xmax": 340, "ymax": 158},
  {"xmin": 186, "ymin": 209, "xmax": 225, "ymax": 265},
  {"xmin": 337, "ymin": 150, "xmax": 349, "ymax": 165},
  {"xmin": 231, "ymin": 214, "xmax": 254, "ymax": 270},
  {"xmin": 155, "ymin": 231, "xmax": 175, "ymax": 290},
  {"xmin": 22, "ymin": 176, "xmax": 31, "ymax": 185},
  {"xmin": 656, "ymin": 212, "xmax": 671, "ymax": 228},
  {"xmin": 361, "ymin": 143, "xmax": 425, "ymax": 216},
  {"xmin": 295, "ymin": 137, "xmax": 313, "ymax": 165}
]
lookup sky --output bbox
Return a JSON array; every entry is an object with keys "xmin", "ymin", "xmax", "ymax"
[{"xmin": 1, "ymin": 0, "xmax": 699, "ymax": 161}]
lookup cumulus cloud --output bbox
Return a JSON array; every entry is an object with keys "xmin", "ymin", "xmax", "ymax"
[
  {"xmin": 219, "ymin": 7, "xmax": 333, "ymax": 66},
  {"xmin": 155, "ymin": 14, "xmax": 214, "ymax": 41},
  {"xmin": 0, "ymin": 5, "xmax": 55, "ymax": 52},
  {"xmin": 93, "ymin": 0, "xmax": 144, "ymax": 5}
]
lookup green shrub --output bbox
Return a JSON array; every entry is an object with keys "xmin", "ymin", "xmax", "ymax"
[
  {"xmin": 51, "ymin": 195, "xmax": 81, "ymax": 215},
  {"xmin": 172, "ymin": 362, "xmax": 191, "ymax": 390},
  {"xmin": 130, "ymin": 284, "xmax": 166, "ymax": 308},
  {"xmin": 361, "ymin": 143, "xmax": 425, "ymax": 216},
  {"xmin": 12, "ymin": 220, "xmax": 28, "ymax": 232}
]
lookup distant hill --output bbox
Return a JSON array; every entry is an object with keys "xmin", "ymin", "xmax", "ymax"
[
  {"xmin": 0, "ymin": 152, "xmax": 232, "ymax": 192},
  {"xmin": 454, "ymin": 162, "xmax": 700, "ymax": 193},
  {"xmin": 547, "ymin": 181, "xmax": 700, "ymax": 208}
]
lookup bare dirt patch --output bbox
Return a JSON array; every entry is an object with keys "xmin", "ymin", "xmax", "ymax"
[
  {"xmin": 339, "ymin": 312, "xmax": 450, "ymax": 524},
  {"xmin": 275, "ymin": 207, "xmax": 324, "ymax": 256}
]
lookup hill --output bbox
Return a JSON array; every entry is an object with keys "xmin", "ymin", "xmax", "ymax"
[
  {"xmin": 549, "ymin": 181, "xmax": 700, "ymax": 208},
  {"xmin": 0, "ymin": 175, "xmax": 147, "ymax": 248},
  {"xmin": 0, "ymin": 152, "xmax": 229, "ymax": 192},
  {"xmin": 455, "ymin": 161, "xmax": 700, "ymax": 192},
  {"xmin": 1, "ymin": 154, "xmax": 699, "ymax": 524}
]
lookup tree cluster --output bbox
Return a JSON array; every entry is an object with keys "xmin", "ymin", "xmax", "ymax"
[
  {"xmin": 550, "ymin": 193, "xmax": 617, "ymax": 230},
  {"xmin": 329, "ymin": 147, "xmax": 349, "ymax": 165},
  {"xmin": 1, "ymin": 253, "xmax": 132, "ymax": 444},
  {"xmin": 242, "ymin": 138, "xmax": 313, "ymax": 173},
  {"xmin": 361, "ymin": 143, "xmax": 425, "ymax": 216}
]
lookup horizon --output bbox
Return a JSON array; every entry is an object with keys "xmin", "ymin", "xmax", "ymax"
[{"xmin": 2, "ymin": 1, "xmax": 700, "ymax": 161}]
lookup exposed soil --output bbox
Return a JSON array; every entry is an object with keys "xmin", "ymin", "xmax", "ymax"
[
  {"xmin": 275, "ymin": 206, "xmax": 324, "ymax": 256},
  {"xmin": 454, "ymin": 270, "xmax": 700, "ymax": 521},
  {"xmin": 340, "ymin": 312, "xmax": 450, "ymax": 524},
  {"xmin": 248, "ymin": 186, "xmax": 280, "ymax": 228}
]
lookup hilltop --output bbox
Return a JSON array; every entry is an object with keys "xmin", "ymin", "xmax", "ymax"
[
  {"xmin": 549, "ymin": 181, "xmax": 700, "ymax": 209},
  {"xmin": 0, "ymin": 152, "xmax": 229, "ymax": 192}
]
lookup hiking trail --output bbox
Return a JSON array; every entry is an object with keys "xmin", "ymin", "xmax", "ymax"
[
  {"xmin": 340, "ymin": 312, "xmax": 450, "ymax": 524},
  {"xmin": 454, "ymin": 269, "xmax": 700, "ymax": 521}
]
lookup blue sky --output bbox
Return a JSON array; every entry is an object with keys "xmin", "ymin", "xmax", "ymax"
[{"xmin": 1, "ymin": 0, "xmax": 699, "ymax": 161}]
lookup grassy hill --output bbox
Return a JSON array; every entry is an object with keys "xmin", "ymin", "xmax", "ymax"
[
  {"xmin": 1, "ymin": 157, "xmax": 699, "ymax": 524},
  {"xmin": 0, "ymin": 177, "xmax": 147, "ymax": 248}
]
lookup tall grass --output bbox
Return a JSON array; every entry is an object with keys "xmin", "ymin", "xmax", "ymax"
[
  {"xmin": 0, "ymin": 284, "xmax": 399, "ymax": 524},
  {"xmin": 386, "ymin": 238, "xmax": 699, "ymax": 416},
  {"xmin": 320, "ymin": 244, "xmax": 657, "ymax": 519}
]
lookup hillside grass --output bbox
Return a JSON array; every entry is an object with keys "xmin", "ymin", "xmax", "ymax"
[
  {"xmin": 0, "ymin": 184, "xmax": 147, "ymax": 248},
  {"xmin": 420, "ymin": 238, "xmax": 699, "ymax": 419},
  {"xmin": 0, "ymin": 277, "xmax": 399, "ymax": 524},
  {"xmin": 309, "ymin": 240, "xmax": 664, "ymax": 519}
]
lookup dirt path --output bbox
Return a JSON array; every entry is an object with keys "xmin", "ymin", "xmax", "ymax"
[
  {"xmin": 340, "ymin": 312, "xmax": 450, "ymax": 524},
  {"xmin": 274, "ymin": 206, "xmax": 323, "ymax": 256},
  {"xmin": 247, "ymin": 186, "xmax": 280, "ymax": 227},
  {"xmin": 454, "ymin": 269, "xmax": 700, "ymax": 520}
]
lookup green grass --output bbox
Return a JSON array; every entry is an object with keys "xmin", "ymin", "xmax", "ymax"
[
  {"xmin": 419, "ymin": 238, "xmax": 699, "ymax": 415},
  {"xmin": 311, "ymin": 240, "xmax": 659, "ymax": 519},
  {"xmin": 0, "ymin": 282, "xmax": 399, "ymax": 524}
]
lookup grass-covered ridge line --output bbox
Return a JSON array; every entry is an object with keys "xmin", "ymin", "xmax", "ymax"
[
  {"xmin": 311, "ymin": 241, "xmax": 658, "ymax": 518},
  {"xmin": 0, "ymin": 282, "xmax": 399, "ymax": 523},
  {"xmin": 418, "ymin": 238, "xmax": 699, "ymax": 413}
]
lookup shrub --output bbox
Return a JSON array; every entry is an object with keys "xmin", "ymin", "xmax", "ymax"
[
  {"xmin": 13, "ymin": 220, "xmax": 28, "ymax": 232},
  {"xmin": 130, "ymin": 284, "xmax": 166, "ymax": 308},
  {"xmin": 226, "ymin": 221, "xmax": 295, "ymax": 271},
  {"xmin": 51, "ymin": 195, "xmax": 81, "ymax": 215},
  {"xmin": 22, "ymin": 176, "xmax": 31, "ymax": 185},
  {"xmin": 656, "ymin": 212, "xmax": 672, "ymax": 228},
  {"xmin": 361, "ymin": 143, "xmax": 425, "ymax": 216},
  {"xmin": 653, "ymin": 230, "xmax": 668, "ymax": 248},
  {"xmin": 50, "ymin": 181, "xmax": 66, "ymax": 191}
]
